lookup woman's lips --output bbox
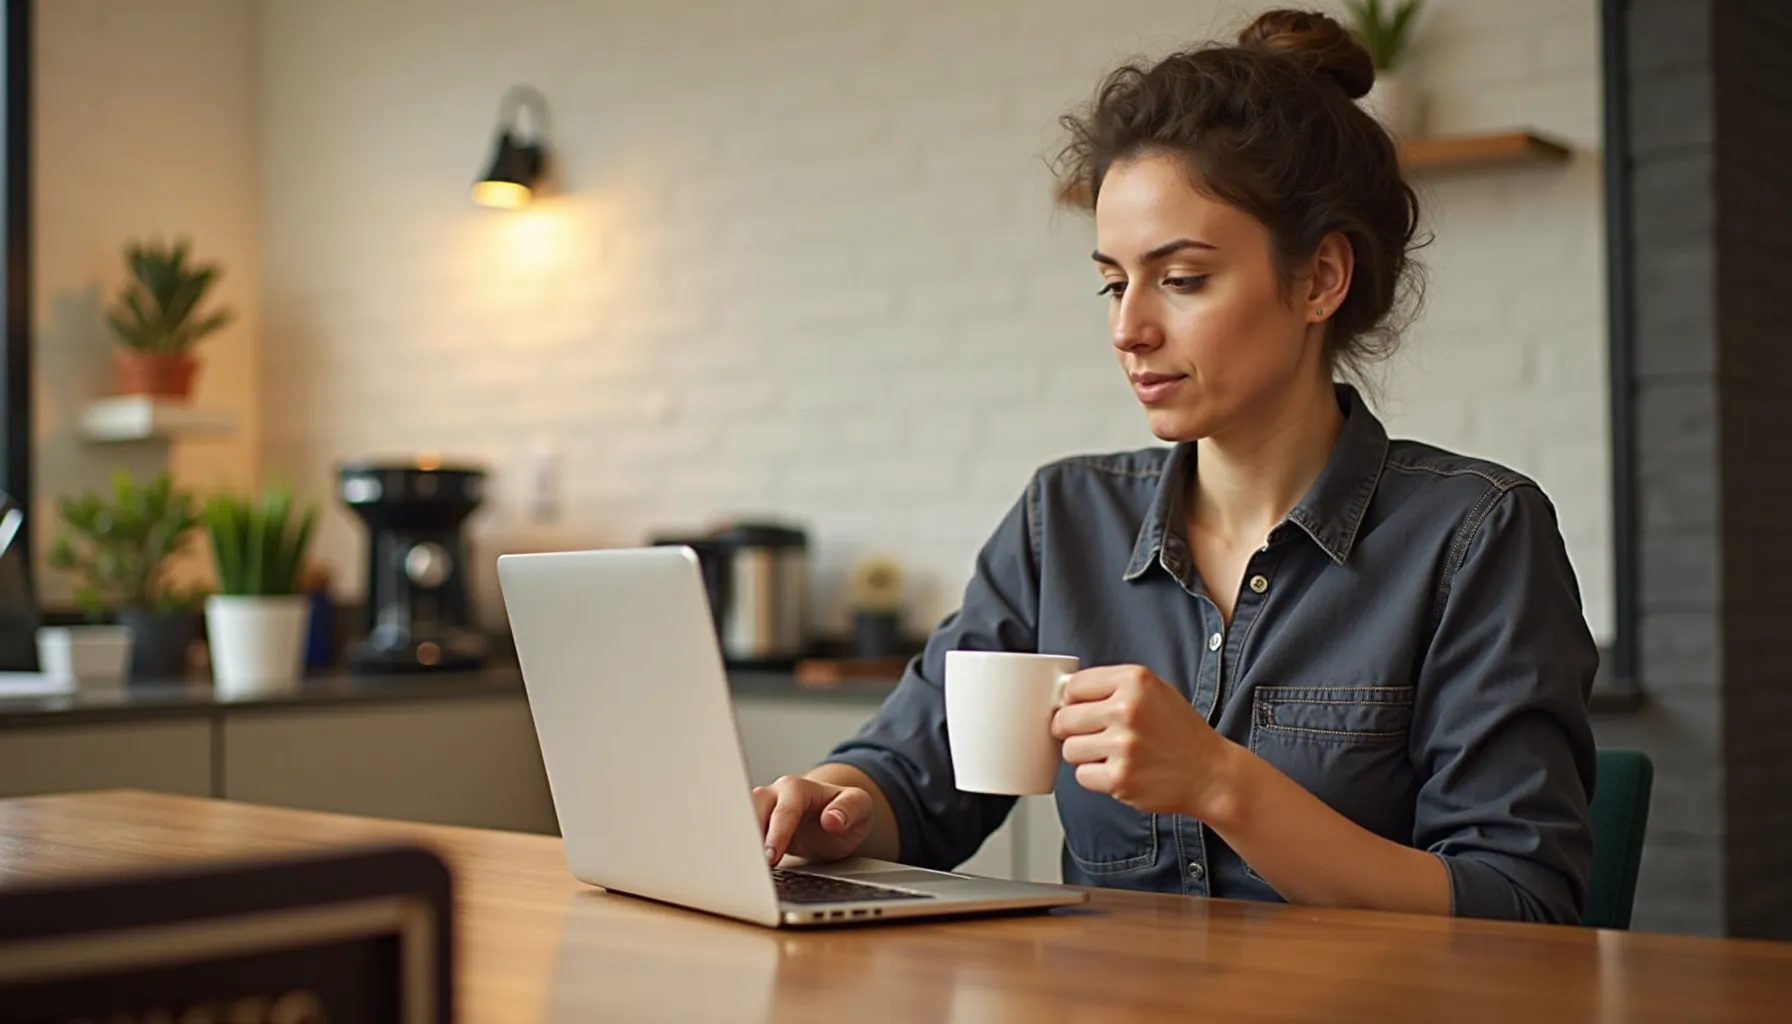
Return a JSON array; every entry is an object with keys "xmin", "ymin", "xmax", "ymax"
[{"xmin": 1131, "ymin": 373, "xmax": 1187, "ymax": 404}]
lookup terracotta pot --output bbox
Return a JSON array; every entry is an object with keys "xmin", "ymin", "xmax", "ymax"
[{"xmin": 113, "ymin": 349, "xmax": 198, "ymax": 399}]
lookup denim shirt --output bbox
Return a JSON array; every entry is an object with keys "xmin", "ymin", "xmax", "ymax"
[{"xmin": 824, "ymin": 385, "xmax": 1599, "ymax": 924}]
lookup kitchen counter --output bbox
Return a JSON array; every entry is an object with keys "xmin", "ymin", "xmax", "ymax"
[
  {"xmin": 0, "ymin": 660, "xmax": 1038, "ymax": 880},
  {"xmin": 0, "ymin": 664, "xmax": 900, "ymax": 729},
  {"xmin": 0, "ymin": 668, "xmax": 525, "ymax": 729}
]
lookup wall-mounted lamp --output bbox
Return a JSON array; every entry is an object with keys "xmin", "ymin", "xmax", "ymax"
[{"xmin": 473, "ymin": 85, "xmax": 550, "ymax": 209}]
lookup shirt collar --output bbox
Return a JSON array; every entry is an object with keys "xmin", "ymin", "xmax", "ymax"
[{"xmin": 1123, "ymin": 383, "xmax": 1390, "ymax": 581}]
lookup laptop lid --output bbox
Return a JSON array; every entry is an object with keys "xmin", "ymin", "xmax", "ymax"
[
  {"xmin": 496, "ymin": 547, "xmax": 784, "ymax": 927},
  {"xmin": 0, "ymin": 493, "xmax": 41, "ymax": 672}
]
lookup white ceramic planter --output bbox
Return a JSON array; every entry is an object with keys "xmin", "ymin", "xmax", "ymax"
[
  {"xmin": 206, "ymin": 595, "xmax": 310, "ymax": 697},
  {"xmin": 1362, "ymin": 72, "xmax": 1424, "ymax": 140},
  {"xmin": 36, "ymin": 625, "xmax": 132, "ymax": 689}
]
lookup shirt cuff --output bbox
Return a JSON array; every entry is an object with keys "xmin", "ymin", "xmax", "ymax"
[{"xmin": 1439, "ymin": 852, "xmax": 1579, "ymax": 925}]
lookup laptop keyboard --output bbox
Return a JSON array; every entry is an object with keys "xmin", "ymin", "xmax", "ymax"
[{"xmin": 771, "ymin": 868, "xmax": 936, "ymax": 905}]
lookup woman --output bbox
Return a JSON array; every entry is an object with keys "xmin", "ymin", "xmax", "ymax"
[{"xmin": 754, "ymin": 8, "xmax": 1597, "ymax": 924}]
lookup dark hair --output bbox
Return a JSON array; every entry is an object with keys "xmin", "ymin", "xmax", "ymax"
[{"xmin": 1055, "ymin": 8, "xmax": 1422, "ymax": 375}]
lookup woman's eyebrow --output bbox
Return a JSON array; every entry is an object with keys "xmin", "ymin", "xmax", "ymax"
[{"xmin": 1090, "ymin": 237, "xmax": 1220, "ymax": 266}]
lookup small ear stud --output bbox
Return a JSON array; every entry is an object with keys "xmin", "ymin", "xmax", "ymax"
[{"xmin": 1315, "ymin": 307, "xmax": 1327, "ymax": 319}]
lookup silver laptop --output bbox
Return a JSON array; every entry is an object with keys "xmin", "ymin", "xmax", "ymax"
[{"xmin": 496, "ymin": 546, "xmax": 1086, "ymax": 928}]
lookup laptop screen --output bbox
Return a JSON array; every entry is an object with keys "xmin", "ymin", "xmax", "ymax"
[{"xmin": 0, "ymin": 492, "xmax": 41, "ymax": 671}]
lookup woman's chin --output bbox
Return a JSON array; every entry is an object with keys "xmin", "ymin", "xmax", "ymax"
[{"xmin": 1141, "ymin": 405, "xmax": 1212, "ymax": 443}]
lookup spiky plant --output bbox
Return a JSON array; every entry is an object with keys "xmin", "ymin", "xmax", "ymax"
[
  {"xmin": 203, "ymin": 484, "xmax": 318, "ymax": 597},
  {"xmin": 104, "ymin": 237, "xmax": 235, "ymax": 355},
  {"xmin": 1342, "ymin": 0, "xmax": 1425, "ymax": 71}
]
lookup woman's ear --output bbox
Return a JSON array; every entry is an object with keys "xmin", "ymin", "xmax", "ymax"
[{"xmin": 1305, "ymin": 232, "xmax": 1354, "ymax": 324}]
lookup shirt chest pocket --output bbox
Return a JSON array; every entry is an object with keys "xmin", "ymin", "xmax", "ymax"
[
  {"xmin": 1249, "ymin": 685, "xmax": 1414, "ymax": 745},
  {"xmin": 1245, "ymin": 685, "xmax": 1417, "ymax": 848}
]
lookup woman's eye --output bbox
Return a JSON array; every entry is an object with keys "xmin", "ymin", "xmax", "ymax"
[
  {"xmin": 1097, "ymin": 281, "xmax": 1126, "ymax": 298},
  {"xmin": 1164, "ymin": 275, "xmax": 1208, "ymax": 292}
]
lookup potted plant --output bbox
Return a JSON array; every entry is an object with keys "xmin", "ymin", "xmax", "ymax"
[
  {"xmin": 104, "ymin": 236, "xmax": 235, "ymax": 401},
  {"xmin": 1343, "ymin": 0, "xmax": 1425, "ymax": 139},
  {"xmin": 47, "ymin": 469, "xmax": 207, "ymax": 682},
  {"xmin": 203, "ymin": 483, "xmax": 318, "ymax": 696}
]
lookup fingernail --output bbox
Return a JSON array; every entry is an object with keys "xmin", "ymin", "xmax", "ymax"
[
  {"xmin": 765, "ymin": 846, "xmax": 777, "ymax": 863},
  {"xmin": 824, "ymin": 810, "xmax": 845, "ymax": 829}
]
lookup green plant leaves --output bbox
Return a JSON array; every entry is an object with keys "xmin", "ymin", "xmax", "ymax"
[
  {"xmin": 103, "ymin": 236, "xmax": 236, "ymax": 355},
  {"xmin": 48, "ymin": 535, "xmax": 77, "ymax": 571},
  {"xmin": 205, "ymin": 495, "xmax": 245, "ymax": 597},
  {"xmin": 1343, "ymin": 0, "xmax": 1424, "ymax": 71},
  {"xmin": 53, "ymin": 469, "xmax": 310, "ymax": 607},
  {"xmin": 203, "ymin": 484, "xmax": 319, "ymax": 596},
  {"xmin": 50, "ymin": 470, "xmax": 201, "ymax": 610}
]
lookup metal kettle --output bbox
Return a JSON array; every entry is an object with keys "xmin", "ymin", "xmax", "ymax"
[{"xmin": 711, "ymin": 522, "xmax": 809, "ymax": 668}]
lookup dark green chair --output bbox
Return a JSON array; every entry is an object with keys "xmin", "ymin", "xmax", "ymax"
[{"xmin": 1584, "ymin": 748, "xmax": 1654, "ymax": 930}]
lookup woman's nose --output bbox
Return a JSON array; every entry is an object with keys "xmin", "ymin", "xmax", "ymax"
[{"xmin": 1111, "ymin": 295, "xmax": 1162, "ymax": 354}]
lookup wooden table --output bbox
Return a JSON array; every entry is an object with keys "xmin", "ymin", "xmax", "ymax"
[{"xmin": 2, "ymin": 791, "xmax": 1789, "ymax": 1022}]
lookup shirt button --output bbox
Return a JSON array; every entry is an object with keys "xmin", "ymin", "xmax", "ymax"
[
  {"xmin": 1207, "ymin": 632, "xmax": 1223, "ymax": 652},
  {"xmin": 1188, "ymin": 862, "xmax": 1205, "ymax": 881},
  {"xmin": 1249, "ymin": 575, "xmax": 1269, "ymax": 594}
]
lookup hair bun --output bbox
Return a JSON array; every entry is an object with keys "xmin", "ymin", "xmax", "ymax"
[{"xmin": 1238, "ymin": 8, "xmax": 1375, "ymax": 100}]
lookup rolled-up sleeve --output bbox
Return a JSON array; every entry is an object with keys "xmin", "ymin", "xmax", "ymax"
[
  {"xmin": 1412, "ymin": 484, "xmax": 1599, "ymax": 924},
  {"xmin": 822, "ymin": 477, "xmax": 1041, "ymax": 870}
]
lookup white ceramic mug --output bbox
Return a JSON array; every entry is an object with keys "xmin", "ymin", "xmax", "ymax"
[{"xmin": 945, "ymin": 650, "xmax": 1078, "ymax": 795}]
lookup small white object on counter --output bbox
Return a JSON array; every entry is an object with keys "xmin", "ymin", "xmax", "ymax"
[
  {"xmin": 206, "ymin": 595, "xmax": 310, "ymax": 697},
  {"xmin": 0, "ymin": 671, "xmax": 75, "ymax": 697},
  {"xmin": 35, "ymin": 625, "xmax": 133, "ymax": 689}
]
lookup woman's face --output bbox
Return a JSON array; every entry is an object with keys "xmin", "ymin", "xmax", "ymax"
[{"xmin": 1093, "ymin": 152, "xmax": 1342, "ymax": 443}]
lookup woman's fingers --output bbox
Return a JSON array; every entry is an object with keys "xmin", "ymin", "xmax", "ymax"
[
  {"xmin": 1074, "ymin": 760, "xmax": 1117, "ymax": 794},
  {"xmin": 751, "ymin": 785, "xmax": 777, "ymax": 831},
  {"xmin": 762, "ymin": 775, "xmax": 818, "ymax": 864},
  {"xmin": 820, "ymin": 785, "xmax": 870, "ymax": 835},
  {"xmin": 1051, "ymin": 700, "xmax": 1108, "ymax": 739},
  {"xmin": 1059, "ymin": 733, "xmax": 1108, "ymax": 765},
  {"xmin": 1061, "ymin": 665, "xmax": 1133, "ymax": 704}
]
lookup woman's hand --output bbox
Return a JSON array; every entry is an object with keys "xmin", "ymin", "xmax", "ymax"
[
  {"xmin": 1050, "ymin": 664, "xmax": 1239, "ymax": 818},
  {"xmin": 753, "ymin": 774, "xmax": 875, "ymax": 865},
  {"xmin": 1052, "ymin": 665, "xmax": 1450, "ymax": 916}
]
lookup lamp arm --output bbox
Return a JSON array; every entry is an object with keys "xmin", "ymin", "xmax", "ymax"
[{"xmin": 497, "ymin": 84, "xmax": 550, "ymax": 144}]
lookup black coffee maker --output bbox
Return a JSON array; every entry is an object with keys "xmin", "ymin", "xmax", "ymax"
[{"xmin": 339, "ymin": 459, "xmax": 487, "ymax": 672}]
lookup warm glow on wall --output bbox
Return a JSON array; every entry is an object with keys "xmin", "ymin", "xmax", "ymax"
[
  {"xmin": 450, "ymin": 193, "xmax": 617, "ymax": 326},
  {"xmin": 489, "ymin": 201, "xmax": 582, "ymax": 276}
]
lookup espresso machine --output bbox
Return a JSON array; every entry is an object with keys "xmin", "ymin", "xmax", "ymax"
[{"xmin": 339, "ymin": 459, "xmax": 488, "ymax": 672}]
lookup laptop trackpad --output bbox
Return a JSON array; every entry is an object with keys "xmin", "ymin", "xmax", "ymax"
[
  {"xmin": 848, "ymin": 868, "xmax": 976, "ymax": 888},
  {"xmin": 809, "ymin": 863, "xmax": 989, "ymax": 893}
]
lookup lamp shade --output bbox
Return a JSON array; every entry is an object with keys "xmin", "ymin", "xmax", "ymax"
[
  {"xmin": 473, "ymin": 131, "xmax": 543, "ymax": 208},
  {"xmin": 472, "ymin": 85, "xmax": 551, "ymax": 209}
]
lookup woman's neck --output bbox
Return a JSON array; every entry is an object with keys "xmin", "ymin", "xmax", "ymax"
[{"xmin": 1188, "ymin": 375, "xmax": 1346, "ymax": 547}]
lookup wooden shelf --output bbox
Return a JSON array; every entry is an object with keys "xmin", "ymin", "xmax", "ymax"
[
  {"xmin": 1398, "ymin": 131, "xmax": 1572, "ymax": 173},
  {"xmin": 1053, "ymin": 130, "xmax": 1572, "ymax": 206},
  {"xmin": 793, "ymin": 656, "xmax": 911, "ymax": 688},
  {"xmin": 80, "ymin": 395, "xmax": 236, "ymax": 443}
]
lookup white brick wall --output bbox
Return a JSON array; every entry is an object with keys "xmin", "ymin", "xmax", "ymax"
[{"xmin": 258, "ymin": 0, "xmax": 1612, "ymax": 642}]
